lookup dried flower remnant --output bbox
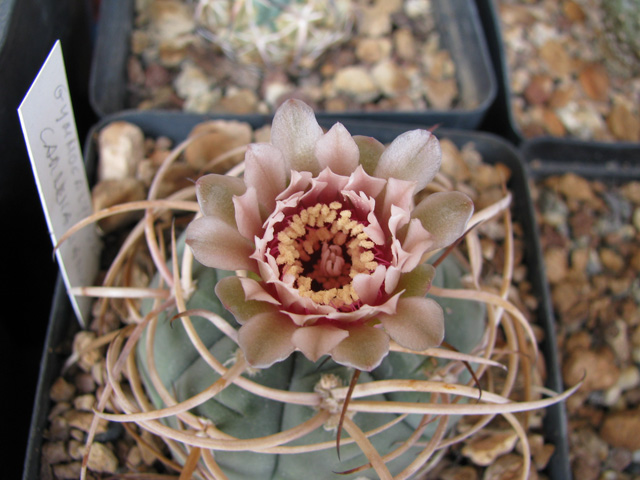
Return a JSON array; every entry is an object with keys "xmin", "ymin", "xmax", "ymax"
[{"xmin": 186, "ymin": 99, "xmax": 474, "ymax": 371}]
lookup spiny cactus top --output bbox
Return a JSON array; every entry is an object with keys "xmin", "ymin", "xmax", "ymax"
[
  {"xmin": 194, "ymin": 0, "xmax": 355, "ymax": 69},
  {"xmin": 185, "ymin": 99, "xmax": 474, "ymax": 371}
]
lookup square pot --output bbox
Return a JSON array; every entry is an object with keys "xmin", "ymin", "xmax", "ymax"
[
  {"xmin": 25, "ymin": 114, "xmax": 568, "ymax": 478},
  {"xmin": 89, "ymin": 0, "xmax": 496, "ymax": 128},
  {"xmin": 523, "ymin": 137, "xmax": 640, "ymax": 479}
]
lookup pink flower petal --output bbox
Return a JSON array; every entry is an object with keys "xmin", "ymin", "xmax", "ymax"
[
  {"xmin": 291, "ymin": 325, "xmax": 349, "ymax": 362},
  {"xmin": 396, "ymin": 218, "xmax": 432, "ymax": 271},
  {"xmin": 352, "ymin": 265, "xmax": 386, "ymax": 306},
  {"xmin": 233, "ymin": 187, "xmax": 263, "ymax": 241},
  {"xmin": 315, "ymin": 122, "xmax": 360, "ymax": 176},
  {"xmin": 344, "ymin": 165, "xmax": 386, "ymax": 199},
  {"xmin": 275, "ymin": 170, "xmax": 313, "ymax": 202},
  {"xmin": 195, "ymin": 174, "xmax": 247, "ymax": 225},
  {"xmin": 388, "ymin": 204, "xmax": 411, "ymax": 240},
  {"xmin": 330, "ymin": 325, "xmax": 390, "ymax": 371},
  {"xmin": 379, "ymin": 297, "xmax": 444, "ymax": 351},
  {"xmin": 238, "ymin": 312, "xmax": 297, "ymax": 368},
  {"xmin": 186, "ymin": 216, "xmax": 256, "ymax": 272},
  {"xmin": 374, "ymin": 130, "xmax": 441, "ymax": 192},
  {"xmin": 271, "ymin": 99, "xmax": 323, "ymax": 176},
  {"xmin": 381, "ymin": 177, "xmax": 416, "ymax": 223},
  {"xmin": 215, "ymin": 276, "xmax": 280, "ymax": 325},
  {"xmin": 308, "ymin": 168, "xmax": 348, "ymax": 206},
  {"xmin": 243, "ymin": 143, "xmax": 287, "ymax": 211},
  {"xmin": 412, "ymin": 191, "xmax": 474, "ymax": 251},
  {"xmin": 384, "ymin": 266, "xmax": 402, "ymax": 295}
]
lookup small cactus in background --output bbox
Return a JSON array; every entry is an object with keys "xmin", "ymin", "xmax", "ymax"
[
  {"xmin": 600, "ymin": 0, "xmax": 640, "ymax": 77},
  {"xmin": 194, "ymin": 0, "xmax": 355, "ymax": 71}
]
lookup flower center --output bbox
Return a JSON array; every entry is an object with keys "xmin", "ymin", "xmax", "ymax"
[{"xmin": 272, "ymin": 201, "xmax": 379, "ymax": 309}]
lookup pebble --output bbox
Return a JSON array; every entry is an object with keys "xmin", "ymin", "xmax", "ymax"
[
  {"xmin": 333, "ymin": 66, "xmax": 379, "ymax": 102},
  {"xmin": 563, "ymin": 347, "xmax": 621, "ymax": 392},
  {"xmin": 91, "ymin": 178, "xmax": 146, "ymax": 233},
  {"xmin": 543, "ymin": 246, "xmax": 568, "ymax": 283},
  {"xmin": 86, "ymin": 442, "xmax": 119, "ymax": 473},
  {"xmin": 355, "ymin": 37, "xmax": 392, "ymax": 64},
  {"xmin": 183, "ymin": 120, "xmax": 252, "ymax": 171},
  {"xmin": 50, "ymin": 377, "xmax": 76, "ymax": 403},
  {"xmin": 482, "ymin": 454, "xmax": 532, "ymax": 480},
  {"xmin": 499, "ymin": 0, "xmax": 640, "ymax": 140},
  {"xmin": 148, "ymin": 0, "xmax": 195, "ymax": 41},
  {"xmin": 97, "ymin": 122, "xmax": 145, "ymax": 182},
  {"xmin": 600, "ymin": 409, "xmax": 640, "ymax": 450},
  {"xmin": 461, "ymin": 431, "xmax": 519, "ymax": 466}
]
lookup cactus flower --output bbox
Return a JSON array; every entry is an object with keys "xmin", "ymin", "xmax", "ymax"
[{"xmin": 186, "ymin": 100, "xmax": 474, "ymax": 371}]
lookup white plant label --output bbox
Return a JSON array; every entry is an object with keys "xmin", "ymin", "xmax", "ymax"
[{"xmin": 18, "ymin": 40, "xmax": 100, "ymax": 327}]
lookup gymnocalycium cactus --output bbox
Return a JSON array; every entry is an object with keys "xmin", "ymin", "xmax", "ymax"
[
  {"xmin": 193, "ymin": 0, "xmax": 355, "ymax": 70},
  {"xmin": 66, "ymin": 100, "xmax": 578, "ymax": 480}
]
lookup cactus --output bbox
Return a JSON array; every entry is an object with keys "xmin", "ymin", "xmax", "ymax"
[
  {"xmin": 193, "ymin": 0, "xmax": 355, "ymax": 70},
  {"xmin": 136, "ymin": 237, "xmax": 485, "ymax": 479},
  {"xmin": 75, "ymin": 103, "xmax": 576, "ymax": 479}
]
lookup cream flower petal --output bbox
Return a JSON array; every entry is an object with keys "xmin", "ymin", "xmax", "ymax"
[
  {"xmin": 243, "ymin": 143, "xmax": 287, "ymax": 211},
  {"xmin": 412, "ymin": 191, "xmax": 474, "ymax": 251},
  {"xmin": 271, "ymin": 99, "xmax": 324, "ymax": 176},
  {"xmin": 378, "ymin": 297, "xmax": 444, "ymax": 351},
  {"xmin": 374, "ymin": 130, "xmax": 441, "ymax": 193},
  {"xmin": 353, "ymin": 135, "xmax": 385, "ymax": 175},
  {"xmin": 215, "ymin": 276, "xmax": 280, "ymax": 325},
  {"xmin": 394, "ymin": 263, "xmax": 436, "ymax": 298},
  {"xmin": 233, "ymin": 187, "xmax": 263, "ymax": 241},
  {"xmin": 330, "ymin": 325, "xmax": 390, "ymax": 371},
  {"xmin": 238, "ymin": 312, "xmax": 297, "ymax": 368},
  {"xmin": 195, "ymin": 174, "xmax": 247, "ymax": 226},
  {"xmin": 238, "ymin": 277, "xmax": 281, "ymax": 305},
  {"xmin": 186, "ymin": 216, "xmax": 256, "ymax": 272},
  {"xmin": 315, "ymin": 122, "xmax": 360, "ymax": 176},
  {"xmin": 291, "ymin": 325, "xmax": 349, "ymax": 362}
]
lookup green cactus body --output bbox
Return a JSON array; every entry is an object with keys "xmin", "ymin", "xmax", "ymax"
[{"xmin": 137, "ymin": 235, "xmax": 486, "ymax": 479}]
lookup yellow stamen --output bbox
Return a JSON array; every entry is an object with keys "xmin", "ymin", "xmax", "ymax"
[{"xmin": 274, "ymin": 200, "xmax": 379, "ymax": 307}]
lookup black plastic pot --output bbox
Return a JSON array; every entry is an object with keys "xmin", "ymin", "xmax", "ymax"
[
  {"xmin": 90, "ymin": 0, "xmax": 496, "ymax": 128},
  {"xmin": 1, "ymin": 0, "xmax": 93, "ymax": 477},
  {"xmin": 523, "ymin": 137, "xmax": 640, "ymax": 179},
  {"xmin": 26, "ymin": 113, "xmax": 567, "ymax": 478},
  {"xmin": 475, "ymin": 0, "xmax": 523, "ymax": 145}
]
